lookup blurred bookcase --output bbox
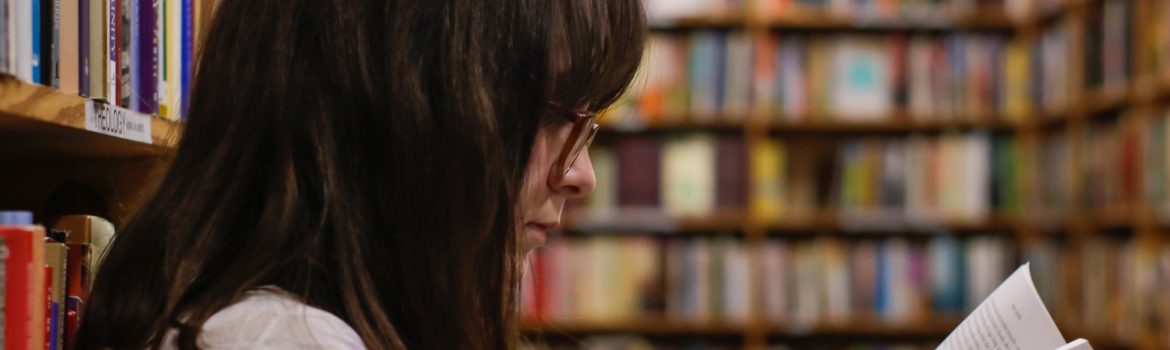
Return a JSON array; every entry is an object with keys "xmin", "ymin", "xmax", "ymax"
[
  {"xmin": 520, "ymin": 0, "xmax": 1170, "ymax": 350},
  {"xmin": 0, "ymin": 0, "xmax": 210, "ymax": 226}
]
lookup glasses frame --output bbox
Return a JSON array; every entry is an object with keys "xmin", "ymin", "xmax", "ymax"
[{"xmin": 548, "ymin": 108, "xmax": 600, "ymax": 185}]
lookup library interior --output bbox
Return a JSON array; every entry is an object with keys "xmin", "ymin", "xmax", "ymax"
[{"xmin": 2, "ymin": 0, "xmax": 1170, "ymax": 349}]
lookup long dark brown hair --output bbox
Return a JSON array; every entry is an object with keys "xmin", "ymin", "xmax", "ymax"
[{"xmin": 75, "ymin": 0, "xmax": 645, "ymax": 349}]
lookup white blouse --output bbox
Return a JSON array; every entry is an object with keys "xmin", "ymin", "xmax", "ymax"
[{"xmin": 163, "ymin": 287, "xmax": 366, "ymax": 349}]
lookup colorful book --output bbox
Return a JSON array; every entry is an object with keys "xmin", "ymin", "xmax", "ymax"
[
  {"xmin": 44, "ymin": 239, "xmax": 67, "ymax": 350},
  {"xmin": 0, "ymin": 213, "xmax": 47, "ymax": 350},
  {"xmin": 58, "ymin": 0, "xmax": 80, "ymax": 93},
  {"xmin": 49, "ymin": 214, "xmax": 115, "ymax": 350}
]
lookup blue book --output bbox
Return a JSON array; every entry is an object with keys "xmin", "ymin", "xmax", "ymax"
[
  {"xmin": 180, "ymin": 0, "xmax": 193, "ymax": 119},
  {"xmin": 32, "ymin": 0, "xmax": 42, "ymax": 83},
  {"xmin": 129, "ymin": 0, "xmax": 139, "ymax": 111},
  {"xmin": 929, "ymin": 234, "xmax": 966, "ymax": 313},
  {"xmin": 139, "ymin": 0, "xmax": 156, "ymax": 113},
  {"xmin": 873, "ymin": 241, "xmax": 888, "ymax": 315}
]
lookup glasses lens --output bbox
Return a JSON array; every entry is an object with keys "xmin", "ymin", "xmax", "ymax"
[{"xmin": 562, "ymin": 122, "xmax": 599, "ymax": 176}]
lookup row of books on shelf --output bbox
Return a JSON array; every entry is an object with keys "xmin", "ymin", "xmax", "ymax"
[
  {"xmin": 0, "ymin": 211, "xmax": 114, "ymax": 350},
  {"xmin": 586, "ymin": 132, "xmax": 1017, "ymax": 224},
  {"xmin": 1083, "ymin": 0, "xmax": 1131, "ymax": 93},
  {"xmin": 1081, "ymin": 109, "xmax": 1170, "ymax": 212},
  {"xmin": 586, "ymin": 121, "xmax": 1170, "ymax": 226},
  {"xmin": 521, "ymin": 234, "xmax": 1170, "ymax": 346},
  {"xmin": 617, "ymin": 28, "xmax": 1073, "ymax": 126},
  {"xmin": 588, "ymin": 134, "xmax": 747, "ymax": 218},
  {"xmin": 0, "ymin": 0, "xmax": 206, "ymax": 120},
  {"xmin": 644, "ymin": 0, "xmax": 1027, "ymax": 24},
  {"xmin": 523, "ymin": 337, "xmax": 935, "ymax": 350},
  {"xmin": 523, "ymin": 337, "xmax": 741, "ymax": 350},
  {"xmin": 1147, "ymin": 1, "xmax": 1170, "ymax": 78},
  {"xmin": 521, "ymin": 235, "xmax": 751, "ymax": 325}
]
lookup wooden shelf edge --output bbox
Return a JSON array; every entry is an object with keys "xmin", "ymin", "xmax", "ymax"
[
  {"xmin": 564, "ymin": 207, "xmax": 1170, "ymax": 234},
  {"xmin": 520, "ymin": 319, "xmax": 746, "ymax": 336},
  {"xmin": 563, "ymin": 208, "xmax": 748, "ymax": 232},
  {"xmin": 0, "ymin": 74, "xmax": 180, "ymax": 157}
]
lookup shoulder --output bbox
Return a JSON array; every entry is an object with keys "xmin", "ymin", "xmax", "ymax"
[{"xmin": 172, "ymin": 287, "xmax": 366, "ymax": 349}]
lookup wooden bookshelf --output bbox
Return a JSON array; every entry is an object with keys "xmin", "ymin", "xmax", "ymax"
[
  {"xmin": 562, "ymin": 208, "xmax": 748, "ymax": 232},
  {"xmin": 762, "ymin": 212, "xmax": 1022, "ymax": 234},
  {"xmin": 649, "ymin": 17, "xmax": 748, "ymax": 31},
  {"xmin": 764, "ymin": 13, "xmax": 1014, "ymax": 32},
  {"xmin": 648, "ymin": 10, "xmax": 1016, "ymax": 33},
  {"xmin": 0, "ymin": 75, "xmax": 179, "ymax": 225},
  {"xmin": 768, "ymin": 117, "xmax": 1015, "ymax": 134},
  {"xmin": 521, "ymin": 319, "xmax": 746, "ymax": 336},
  {"xmin": 600, "ymin": 117, "xmax": 747, "ymax": 132},
  {"xmin": 600, "ymin": 116, "xmax": 1019, "ymax": 134},
  {"xmin": 0, "ymin": 75, "xmax": 179, "ymax": 158},
  {"xmin": 768, "ymin": 320, "xmax": 960, "ymax": 338}
]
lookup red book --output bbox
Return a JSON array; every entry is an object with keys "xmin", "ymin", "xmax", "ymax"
[
  {"xmin": 617, "ymin": 135, "xmax": 662, "ymax": 207},
  {"xmin": 715, "ymin": 135, "xmax": 746, "ymax": 209},
  {"xmin": 44, "ymin": 266, "xmax": 52, "ymax": 350},
  {"xmin": 0, "ymin": 226, "xmax": 47, "ymax": 350}
]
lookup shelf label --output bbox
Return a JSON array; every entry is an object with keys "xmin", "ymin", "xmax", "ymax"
[{"xmin": 85, "ymin": 101, "xmax": 153, "ymax": 144}]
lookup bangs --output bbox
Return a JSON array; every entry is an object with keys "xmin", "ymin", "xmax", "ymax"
[{"xmin": 550, "ymin": 0, "xmax": 648, "ymax": 113}]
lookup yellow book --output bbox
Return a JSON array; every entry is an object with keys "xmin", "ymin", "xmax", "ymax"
[
  {"xmin": 751, "ymin": 139, "xmax": 786, "ymax": 221},
  {"xmin": 1003, "ymin": 39, "xmax": 1031, "ymax": 123},
  {"xmin": 162, "ymin": 0, "xmax": 184, "ymax": 120}
]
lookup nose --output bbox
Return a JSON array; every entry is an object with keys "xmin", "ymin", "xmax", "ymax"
[{"xmin": 549, "ymin": 149, "xmax": 596, "ymax": 197}]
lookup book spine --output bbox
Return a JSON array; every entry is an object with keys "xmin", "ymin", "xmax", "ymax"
[
  {"xmin": 44, "ymin": 241, "xmax": 66, "ymax": 350},
  {"xmin": 0, "ymin": 238, "xmax": 6, "ymax": 348},
  {"xmin": 180, "ymin": 0, "xmax": 192, "ymax": 119},
  {"xmin": 129, "ymin": 0, "xmax": 155, "ymax": 113},
  {"xmin": 32, "ymin": 0, "xmax": 42, "ymax": 83},
  {"xmin": 128, "ymin": 0, "xmax": 138, "ymax": 110},
  {"xmin": 118, "ymin": 0, "xmax": 129, "ymax": 107},
  {"xmin": 1, "ymin": 0, "xmax": 8, "ymax": 74},
  {"xmin": 106, "ymin": 0, "xmax": 116, "ymax": 101},
  {"xmin": 79, "ymin": 0, "xmax": 88, "ymax": 95},
  {"xmin": 50, "ymin": 0, "xmax": 58, "ymax": 88},
  {"xmin": 163, "ymin": 0, "xmax": 181, "ymax": 120},
  {"xmin": 56, "ymin": 0, "xmax": 77, "ymax": 93},
  {"xmin": 17, "ymin": 0, "xmax": 32, "ymax": 80},
  {"xmin": 87, "ymin": 0, "xmax": 104, "ymax": 98},
  {"xmin": 146, "ymin": 0, "xmax": 157, "ymax": 113},
  {"xmin": 157, "ymin": 0, "xmax": 167, "ymax": 118},
  {"xmin": 0, "ymin": 226, "xmax": 47, "ymax": 350},
  {"xmin": 63, "ymin": 242, "xmax": 88, "ymax": 350}
]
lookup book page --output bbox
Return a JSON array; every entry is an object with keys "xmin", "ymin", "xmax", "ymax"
[{"xmin": 937, "ymin": 263, "xmax": 1066, "ymax": 350}]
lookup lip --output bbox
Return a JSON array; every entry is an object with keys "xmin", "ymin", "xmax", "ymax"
[{"xmin": 524, "ymin": 222, "xmax": 558, "ymax": 250}]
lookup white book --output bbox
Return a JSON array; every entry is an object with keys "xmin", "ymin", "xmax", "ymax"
[
  {"xmin": 722, "ymin": 240, "xmax": 751, "ymax": 324},
  {"xmin": 831, "ymin": 37, "xmax": 891, "ymax": 120},
  {"xmin": 761, "ymin": 240, "xmax": 788, "ymax": 323},
  {"xmin": 962, "ymin": 132, "xmax": 991, "ymax": 221},
  {"xmin": 661, "ymin": 134, "xmax": 716, "ymax": 216},
  {"xmin": 822, "ymin": 239, "xmax": 851, "ymax": 323},
  {"xmin": 778, "ymin": 37, "xmax": 807, "ymax": 119},
  {"xmin": 938, "ymin": 263, "xmax": 1094, "ymax": 350},
  {"xmin": 723, "ymin": 32, "xmax": 752, "ymax": 119}
]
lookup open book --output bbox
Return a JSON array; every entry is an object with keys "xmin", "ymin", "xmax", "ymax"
[{"xmin": 938, "ymin": 263, "xmax": 1092, "ymax": 350}]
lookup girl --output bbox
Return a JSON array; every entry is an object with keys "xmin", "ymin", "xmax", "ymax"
[{"xmin": 75, "ymin": 0, "xmax": 646, "ymax": 348}]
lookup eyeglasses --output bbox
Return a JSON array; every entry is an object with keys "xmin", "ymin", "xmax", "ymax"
[{"xmin": 548, "ymin": 107, "xmax": 600, "ymax": 184}]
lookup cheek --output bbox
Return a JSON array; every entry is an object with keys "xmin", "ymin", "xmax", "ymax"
[{"xmin": 521, "ymin": 129, "xmax": 555, "ymax": 209}]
